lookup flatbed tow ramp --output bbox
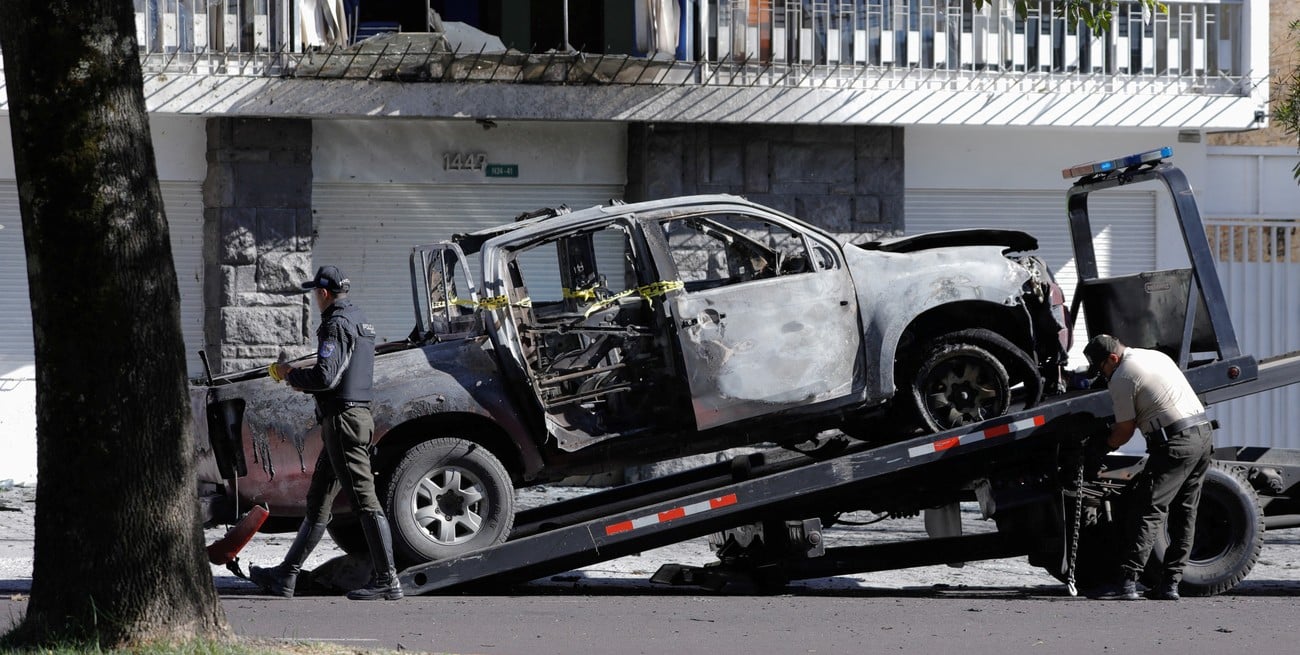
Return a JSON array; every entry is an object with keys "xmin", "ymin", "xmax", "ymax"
[{"xmin": 398, "ymin": 149, "xmax": 1300, "ymax": 597}]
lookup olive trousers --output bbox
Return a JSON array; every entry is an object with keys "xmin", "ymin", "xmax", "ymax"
[
  {"xmin": 305, "ymin": 406, "xmax": 383, "ymax": 525},
  {"xmin": 1120, "ymin": 423, "xmax": 1214, "ymax": 584}
]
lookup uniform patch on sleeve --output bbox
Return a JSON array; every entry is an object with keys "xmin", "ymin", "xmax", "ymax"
[{"xmin": 319, "ymin": 341, "xmax": 337, "ymax": 359}]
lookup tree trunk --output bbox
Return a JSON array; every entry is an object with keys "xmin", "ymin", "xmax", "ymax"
[{"xmin": 0, "ymin": 1, "xmax": 227, "ymax": 646}]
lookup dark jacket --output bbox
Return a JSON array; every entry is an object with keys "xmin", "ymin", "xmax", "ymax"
[{"xmin": 287, "ymin": 297, "xmax": 376, "ymax": 409}]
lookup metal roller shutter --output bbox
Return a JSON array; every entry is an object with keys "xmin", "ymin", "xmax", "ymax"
[
  {"xmin": 0, "ymin": 181, "xmax": 205, "ymax": 375},
  {"xmin": 161, "ymin": 182, "xmax": 206, "ymax": 375},
  {"xmin": 906, "ymin": 189, "xmax": 1156, "ymax": 363},
  {"xmin": 0, "ymin": 183, "xmax": 32, "ymax": 372},
  {"xmin": 311, "ymin": 183, "xmax": 626, "ymax": 345}
]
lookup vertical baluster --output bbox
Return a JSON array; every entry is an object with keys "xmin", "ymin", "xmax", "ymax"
[
  {"xmin": 773, "ymin": 0, "xmax": 789, "ymax": 64},
  {"xmin": 929, "ymin": 0, "xmax": 944, "ymax": 69},
  {"xmin": 1009, "ymin": 0, "xmax": 1024, "ymax": 71},
  {"xmin": 853, "ymin": 0, "xmax": 868, "ymax": 65},
  {"xmin": 828, "ymin": 0, "xmax": 843, "ymax": 63},
  {"xmin": 907, "ymin": 0, "xmax": 919, "ymax": 66},
  {"xmin": 1192, "ymin": 4, "xmax": 1206, "ymax": 78},
  {"xmin": 878, "ymin": 0, "xmax": 893, "ymax": 66},
  {"xmin": 1039, "ymin": 1, "xmax": 1053, "ymax": 72},
  {"xmin": 1172, "ymin": 4, "xmax": 1188, "ymax": 77},
  {"xmin": 1114, "ymin": 3, "xmax": 1129, "ymax": 74}
]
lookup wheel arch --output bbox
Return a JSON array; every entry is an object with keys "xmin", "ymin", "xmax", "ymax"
[
  {"xmin": 880, "ymin": 300, "xmax": 1036, "ymax": 394},
  {"xmin": 373, "ymin": 412, "xmax": 537, "ymax": 485}
]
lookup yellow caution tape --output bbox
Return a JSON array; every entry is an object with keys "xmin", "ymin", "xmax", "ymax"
[
  {"xmin": 637, "ymin": 280, "xmax": 685, "ymax": 299},
  {"xmin": 478, "ymin": 295, "xmax": 532, "ymax": 311},
  {"xmin": 562, "ymin": 285, "xmax": 601, "ymax": 302},
  {"xmin": 582, "ymin": 280, "xmax": 684, "ymax": 318}
]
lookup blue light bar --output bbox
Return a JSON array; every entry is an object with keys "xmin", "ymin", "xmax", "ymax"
[{"xmin": 1061, "ymin": 146, "xmax": 1173, "ymax": 179}]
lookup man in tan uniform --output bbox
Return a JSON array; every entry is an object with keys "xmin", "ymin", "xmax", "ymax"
[{"xmin": 1085, "ymin": 334, "xmax": 1214, "ymax": 601}]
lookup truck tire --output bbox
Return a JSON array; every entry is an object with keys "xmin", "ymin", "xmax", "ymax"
[
  {"xmin": 909, "ymin": 339, "xmax": 1011, "ymax": 432},
  {"xmin": 1144, "ymin": 466, "xmax": 1263, "ymax": 597},
  {"xmin": 385, "ymin": 437, "xmax": 516, "ymax": 565}
]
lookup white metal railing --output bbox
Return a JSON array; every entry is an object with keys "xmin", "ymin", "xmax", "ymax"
[
  {"xmin": 1204, "ymin": 217, "xmax": 1300, "ymax": 449},
  {"xmin": 710, "ymin": 1, "xmax": 1243, "ymax": 78},
  {"xmin": 1206, "ymin": 218, "xmax": 1300, "ymax": 265},
  {"xmin": 0, "ymin": 1, "xmax": 1252, "ymax": 95},
  {"xmin": 134, "ymin": 1, "xmax": 282, "ymax": 54}
]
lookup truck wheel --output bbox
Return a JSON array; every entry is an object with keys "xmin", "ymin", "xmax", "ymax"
[
  {"xmin": 1144, "ymin": 466, "xmax": 1263, "ymax": 597},
  {"xmin": 385, "ymin": 437, "xmax": 516, "ymax": 565},
  {"xmin": 909, "ymin": 340, "xmax": 1010, "ymax": 432}
]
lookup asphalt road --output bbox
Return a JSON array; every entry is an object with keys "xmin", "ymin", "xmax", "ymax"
[
  {"xmin": 5, "ymin": 580, "xmax": 1300, "ymax": 654},
  {"xmin": 4, "ymin": 485, "xmax": 1300, "ymax": 654}
]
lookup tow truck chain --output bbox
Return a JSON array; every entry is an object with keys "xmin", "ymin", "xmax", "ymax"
[{"xmin": 1064, "ymin": 449, "xmax": 1087, "ymax": 597}]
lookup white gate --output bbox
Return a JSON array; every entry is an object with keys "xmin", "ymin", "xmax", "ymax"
[{"xmin": 1205, "ymin": 218, "xmax": 1300, "ymax": 449}]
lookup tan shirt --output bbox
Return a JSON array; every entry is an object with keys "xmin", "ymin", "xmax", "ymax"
[{"xmin": 1107, "ymin": 347, "xmax": 1205, "ymax": 434}]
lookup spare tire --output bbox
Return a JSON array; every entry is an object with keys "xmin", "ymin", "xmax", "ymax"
[{"xmin": 1144, "ymin": 466, "xmax": 1263, "ymax": 597}]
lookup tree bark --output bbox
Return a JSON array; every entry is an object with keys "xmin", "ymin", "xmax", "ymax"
[{"xmin": 0, "ymin": 1, "xmax": 227, "ymax": 646}]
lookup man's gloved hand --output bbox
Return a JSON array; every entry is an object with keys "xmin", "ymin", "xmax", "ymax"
[{"xmin": 268, "ymin": 362, "xmax": 291, "ymax": 383}]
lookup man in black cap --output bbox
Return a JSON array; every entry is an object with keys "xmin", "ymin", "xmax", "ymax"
[
  {"xmin": 250, "ymin": 265, "xmax": 403, "ymax": 601},
  {"xmin": 1083, "ymin": 334, "xmax": 1213, "ymax": 601}
]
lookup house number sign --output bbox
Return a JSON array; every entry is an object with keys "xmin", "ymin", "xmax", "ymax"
[{"xmin": 443, "ymin": 152, "xmax": 487, "ymax": 171}]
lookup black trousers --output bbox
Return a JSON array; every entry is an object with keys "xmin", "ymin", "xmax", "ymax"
[
  {"xmin": 304, "ymin": 406, "xmax": 382, "ymax": 525},
  {"xmin": 1120, "ymin": 422, "xmax": 1214, "ymax": 583}
]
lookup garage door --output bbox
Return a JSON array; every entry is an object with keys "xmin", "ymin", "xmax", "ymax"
[
  {"xmin": 163, "ymin": 182, "xmax": 206, "ymax": 375},
  {"xmin": 906, "ymin": 189, "xmax": 1156, "ymax": 364},
  {"xmin": 0, "ymin": 184, "xmax": 32, "ymax": 375},
  {"xmin": 312, "ymin": 183, "xmax": 626, "ymax": 345},
  {"xmin": 0, "ymin": 181, "xmax": 206, "ymax": 376}
]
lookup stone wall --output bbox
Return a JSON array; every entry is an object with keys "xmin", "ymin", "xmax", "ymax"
[
  {"xmin": 626, "ymin": 123, "xmax": 905, "ymax": 241},
  {"xmin": 203, "ymin": 118, "xmax": 315, "ymax": 373}
]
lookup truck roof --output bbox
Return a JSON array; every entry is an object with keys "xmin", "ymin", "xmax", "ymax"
[{"xmin": 451, "ymin": 194, "xmax": 762, "ymax": 254}]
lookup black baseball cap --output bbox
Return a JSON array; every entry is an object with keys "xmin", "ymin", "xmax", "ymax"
[
  {"xmin": 301, "ymin": 265, "xmax": 350, "ymax": 293},
  {"xmin": 1083, "ymin": 334, "xmax": 1123, "ymax": 376}
]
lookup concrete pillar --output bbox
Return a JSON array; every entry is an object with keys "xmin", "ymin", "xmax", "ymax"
[{"xmin": 203, "ymin": 117, "xmax": 315, "ymax": 373}]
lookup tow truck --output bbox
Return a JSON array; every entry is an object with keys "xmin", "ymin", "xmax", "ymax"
[{"xmin": 211, "ymin": 148, "xmax": 1300, "ymax": 597}]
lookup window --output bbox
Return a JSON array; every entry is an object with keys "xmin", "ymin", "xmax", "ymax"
[
  {"xmin": 660, "ymin": 213, "xmax": 816, "ymax": 292},
  {"xmin": 506, "ymin": 223, "xmax": 637, "ymax": 318},
  {"xmin": 415, "ymin": 246, "xmax": 478, "ymax": 339}
]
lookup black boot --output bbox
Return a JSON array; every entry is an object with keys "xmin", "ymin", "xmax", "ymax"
[
  {"xmin": 249, "ymin": 520, "xmax": 325, "ymax": 598},
  {"xmin": 1145, "ymin": 579, "xmax": 1180, "ymax": 601},
  {"xmin": 1089, "ymin": 576, "xmax": 1140, "ymax": 600},
  {"xmin": 347, "ymin": 510, "xmax": 404, "ymax": 601}
]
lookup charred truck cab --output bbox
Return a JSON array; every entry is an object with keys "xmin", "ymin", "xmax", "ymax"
[{"xmin": 195, "ymin": 193, "xmax": 1070, "ymax": 568}]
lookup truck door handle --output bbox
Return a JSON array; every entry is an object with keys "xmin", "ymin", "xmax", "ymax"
[{"xmin": 840, "ymin": 300, "xmax": 849, "ymax": 306}]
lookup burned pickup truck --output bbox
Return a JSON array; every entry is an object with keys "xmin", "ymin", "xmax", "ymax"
[{"xmin": 194, "ymin": 194, "xmax": 1069, "ymax": 565}]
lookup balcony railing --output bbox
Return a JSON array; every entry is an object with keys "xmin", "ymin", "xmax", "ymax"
[
  {"xmin": 3, "ymin": 1, "xmax": 1253, "ymax": 98},
  {"xmin": 712, "ymin": 1, "xmax": 1243, "ymax": 76}
]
